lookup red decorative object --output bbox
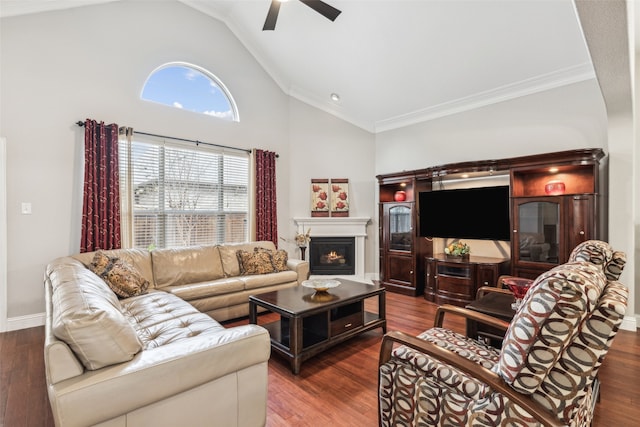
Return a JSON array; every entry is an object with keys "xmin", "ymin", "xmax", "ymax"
[
  {"xmin": 504, "ymin": 277, "xmax": 534, "ymax": 310},
  {"xmin": 544, "ymin": 180, "xmax": 566, "ymax": 195},
  {"xmin": 394, "ymin": 190, "xmax": 406, "ymax": 201},
  {"xmin": 504, "ymin": 278, "xmax": 533, "ymax": 299}
]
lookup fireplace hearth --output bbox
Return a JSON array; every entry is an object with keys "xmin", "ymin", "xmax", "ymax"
[{"xmin": 309, "ymin": 237, "xmax": 355, "ymax": 275}]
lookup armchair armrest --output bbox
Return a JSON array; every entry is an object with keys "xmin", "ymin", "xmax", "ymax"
[
  {"xmin": 433, "ymin": 304, "xmax": 510, "ymax": 334},
  {"xmin": 476, "ymin": 285, "xmax": 514, "ymax": 299},
  {"xmin": 379, "ymin": 331, "xmax": 563, "ymax": 427}
]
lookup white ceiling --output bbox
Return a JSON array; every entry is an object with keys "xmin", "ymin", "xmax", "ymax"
[{"xmin": 1, "ymin": 0, "xmax": 598, "ymax": 133}]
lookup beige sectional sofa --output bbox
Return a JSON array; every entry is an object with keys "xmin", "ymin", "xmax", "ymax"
[{"xmin": 44, "ymin": 241, "xmax": 308, "ymax": 427}]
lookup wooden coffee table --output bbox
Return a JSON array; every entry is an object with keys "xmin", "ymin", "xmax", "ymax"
[{"xmin": 249, "ymin": 279, "xmax": 386, "ymax": 374}]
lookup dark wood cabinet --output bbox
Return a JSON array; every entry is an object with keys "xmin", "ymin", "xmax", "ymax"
[
  {"xmin": 380, "ymin": 202, "xmax": 419, "ymax": 295},
  {"xmin": 378, "ymin": 149, "xmax": 605, "ymax": 295},
  {"xmin": 424, "ymin": 257, "xmax": 437, "ymax": 301},
  {"xmin": 425, "ymin": 255, "xmax": 510, "ymax": 306},
  {"xmin": 377, "ymin": 174, "xmax": 430, "ymax": 296},
  {"xmin": 510, "ymin": 156, "xmax": 602, "ymax": 278}
]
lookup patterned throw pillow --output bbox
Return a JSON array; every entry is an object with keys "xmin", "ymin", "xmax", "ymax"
[
  {"xmin": 255, "ymin": 247, "xmax": 289, "ymax": 272},
  {"xmin": 236, "ymin": 248, "xmax": 276, "ymax": 275},
  {"xmin": 271, "ymin": 249, "xmax": 289, "ymax": 272},
  {"xmin": 89, "ymin": 251, "xmax": 150, "ymax": 298}
]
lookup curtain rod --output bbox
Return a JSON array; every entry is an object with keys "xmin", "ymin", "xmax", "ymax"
[{"xmin": 75, "ymin": 121, "xmax": 277, "ymax": 157}]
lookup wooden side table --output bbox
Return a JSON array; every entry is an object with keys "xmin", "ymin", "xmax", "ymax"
[{"xmin": 465, "ymin": 291, "xmax": 515, "ymax": 347}]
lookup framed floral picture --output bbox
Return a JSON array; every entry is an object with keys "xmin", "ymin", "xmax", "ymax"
[
  {"xmin": 330, "ymin": 178, "xmax": 349, "ymax": 217},
  {"xmin": 310, "ymin": 179, "xmax": 330, "ymax": 217}
]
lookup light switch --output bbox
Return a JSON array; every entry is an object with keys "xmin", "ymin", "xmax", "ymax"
[{"xmin": 21, "ymin": 202, "xmax": 32, "ymax": 215}]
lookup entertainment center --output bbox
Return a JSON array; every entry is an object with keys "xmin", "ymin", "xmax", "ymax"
[{"xmin": 377, "ymin": 148, "xmax": 605, "ymax": 303}]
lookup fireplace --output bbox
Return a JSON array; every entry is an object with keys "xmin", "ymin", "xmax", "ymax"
[
  {"xmin": 294, "ymin": 216, "xmax": 370, "ymax": 280},
  {"xmin": 309, "ymin": 237, "xmax": 355, "ymax": 275}
]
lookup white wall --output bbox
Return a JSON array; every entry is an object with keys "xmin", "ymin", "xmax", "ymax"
[
  {"xmin": 286, "ymin": 99, "xmax": 376, "ymax": 273},
  {"xmin": 375, "ymin": 79, "xmax": 608, "ymax": 175},
  {"xmin": 0, "ymin": 1, "xmax": 291, "ymax": 324}
]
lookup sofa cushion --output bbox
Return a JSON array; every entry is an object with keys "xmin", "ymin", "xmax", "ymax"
[
  {"xmin": 120, "ymin": 292, "xmax": 225, "ymax": 349},
  {"xmin": 218, "ymin": 245, "xmax": 243, "ymax": 277},
  {"xmin": 89, "ymin": 251, "xmax": 150, "ymax": 298},
  {"xmin": 151, "ymin": 245, "xmax": 225, "ymax": 287},
  {"xmin": 241, "ymin": 270, "xmax": 299, "ymax": 291},
  {"xmin": 237, "ymin": 249, "xmax": 276, "ymax": 275},
  {"xmin": 391, "ymin": 327, "xmax": 500, "ymax": 400},
  {"xmin": 164, "ymin": 277, "xmax": 245, "ymax": 301},
  {"xmin": 48, "ymin": 258, "xmax": 142, "ymax": 370}
]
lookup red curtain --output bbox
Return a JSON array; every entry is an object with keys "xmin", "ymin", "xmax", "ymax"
[
  {"xmin": 255, "ymin": 149, "xmax": 278, "ymax": 246},
  {"xmin": 80, "ymin": 119, "xmax": 121, "ymax": 252}
]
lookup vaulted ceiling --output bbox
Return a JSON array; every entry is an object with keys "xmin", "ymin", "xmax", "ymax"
[{"xmin": 1, "ymin": 0, "xmax": 599, "ymax": 132}]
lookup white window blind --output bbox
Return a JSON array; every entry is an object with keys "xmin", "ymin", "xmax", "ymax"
[{"xmin": 119, "ymin": 136, "xmax": 249, "ymax": 249}]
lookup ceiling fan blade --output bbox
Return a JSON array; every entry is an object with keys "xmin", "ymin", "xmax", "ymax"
[
  {"xmin": 299, "ymin": 0, "xmax": 342, "ymax": 22},
  {"xmin": 263, "ymin": 0, "xmax": 281, "ymax": 31}
]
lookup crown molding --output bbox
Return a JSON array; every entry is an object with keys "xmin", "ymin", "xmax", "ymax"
[{"xmin": 374, "ymin": 63, "xmax": 597, "ymax": 133}]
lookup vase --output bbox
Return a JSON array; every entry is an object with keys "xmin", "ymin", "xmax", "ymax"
[{"xmin": 394, "ymin": 191, "xmax": 406, "ymax": 202}]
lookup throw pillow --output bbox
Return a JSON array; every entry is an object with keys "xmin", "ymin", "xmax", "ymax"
[
  {"xmin": 255, "ymin": 247, "xmax": 290, "ymax": 272},
  {"xmin": 89, "ymin": 251, "xmax": 150, "ymax": 298},
  {"xmin": 236, "ymin": 249, "xmax": 276, "ymax": 275},
  {"xmin": 271, "ymin": 249, "xmax": 289, "ymax": 272}
]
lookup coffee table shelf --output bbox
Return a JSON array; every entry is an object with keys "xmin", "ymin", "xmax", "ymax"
[{"xmin": 249, "ymin": 280, "xmax": 386, "ymax": 374}]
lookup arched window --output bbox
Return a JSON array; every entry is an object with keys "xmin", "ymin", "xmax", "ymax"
[{"xmin": 141, "ymin": 62, "xmax": 239, "ymax": 122}]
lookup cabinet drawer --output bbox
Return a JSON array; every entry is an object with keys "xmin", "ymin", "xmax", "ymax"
[
  {"xmin": 437, "ymin": 276, "xmax": 474, "ymax": 298},
  {"xmin": 330, "ymin": 312, "xmax": 363, "ymax": 336}
]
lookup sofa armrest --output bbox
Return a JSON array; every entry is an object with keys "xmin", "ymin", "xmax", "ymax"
[
  {"xmin": 287, "ymin": 258, "xmax": 309, "ymax": 283},
  {"xmin": 49, "ymin": 324, "xmax": 270, "ymax": 427}
]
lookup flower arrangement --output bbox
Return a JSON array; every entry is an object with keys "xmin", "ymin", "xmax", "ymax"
[
  {"xmin": 444, "ymin": 241, "xmax": 470, "ymax": 257},
  {"xmin": 294, "ymin": 228, "xmax": 311, "ymax": 247}
]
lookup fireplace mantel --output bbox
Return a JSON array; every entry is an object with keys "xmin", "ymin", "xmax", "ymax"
[
  {"xmin": 293, "ymin": 217, "xmax": 370, "ymax": 236},
  {"xmin": 293, "ymin": 217, "xmax": 371, "ymax": 281}
]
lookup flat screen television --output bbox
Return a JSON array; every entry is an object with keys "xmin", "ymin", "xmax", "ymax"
[{"xmin": 418, "ymin": 185, "xmax": 511, "ymax": 241}]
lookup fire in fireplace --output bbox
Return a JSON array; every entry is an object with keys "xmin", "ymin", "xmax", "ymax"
[{"xmin": 309, "ymin": 236, "xmax": 355, "ymax": 275}]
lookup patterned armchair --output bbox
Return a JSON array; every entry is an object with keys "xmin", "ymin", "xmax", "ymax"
[{"xmin": 379, "ymin": 240, "xmax": 628, "ymax": 426}]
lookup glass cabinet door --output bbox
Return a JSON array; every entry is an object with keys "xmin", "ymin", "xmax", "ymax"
[
  {"xmin": 388, "ymin": 204, "xmax": 412, "ymax": 251},
  {"xmin": 515, "ymin": 199, "xmax": 560, "ymax": 264}
]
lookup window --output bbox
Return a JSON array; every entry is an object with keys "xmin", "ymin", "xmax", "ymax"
[
  {"xmin": 141, "ymin": 62, "xmax": 239, "ymax": 121},
  {"xmin": 119, "ymin": 135, "xmax": 249, "ymax": 249}
]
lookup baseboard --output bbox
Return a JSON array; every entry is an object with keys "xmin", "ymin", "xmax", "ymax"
[
  {"xmin": 7, "ymin": 312, "xmax": 45, "ymax": 331},
  {"xmin": 620, "ymin": 315, "xmax": 637, "ymax": 332}
]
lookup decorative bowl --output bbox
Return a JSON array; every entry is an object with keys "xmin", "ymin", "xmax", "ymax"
[{"xmin": 301, "ymin": 279, "xmax": 340, "ymax": 293}]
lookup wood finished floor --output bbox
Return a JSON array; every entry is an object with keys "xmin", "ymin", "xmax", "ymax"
[{"xmin": 1, "ymin": 291, "xmax": 638, "ymax": 426}]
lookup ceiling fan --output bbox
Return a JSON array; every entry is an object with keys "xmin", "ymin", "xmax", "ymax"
[{"xmin": 263, "ymin": 0, "xmax": 342, "ymax": 31}]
